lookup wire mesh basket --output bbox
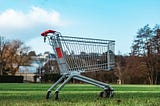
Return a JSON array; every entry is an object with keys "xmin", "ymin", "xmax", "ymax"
[{"xmin": 54, "ymin": 36, "xmax": 115, "ymax": 72}]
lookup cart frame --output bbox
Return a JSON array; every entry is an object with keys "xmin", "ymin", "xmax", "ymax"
[{"xmin": 41, "ymin": 30, "xmax": 115, "ymax": 99}]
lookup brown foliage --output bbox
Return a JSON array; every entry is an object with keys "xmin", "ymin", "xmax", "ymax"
[
  {"xmin": 0, "ymin": 38, "xmax": 32, "ymax": 75},
  {"xmin": 131, "ymin": 25, "xmax": 160, "ymax": 84}
]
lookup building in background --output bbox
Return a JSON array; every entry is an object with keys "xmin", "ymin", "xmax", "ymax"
[{"xmin": 16, "ymin": 52, "xmax": 56, "ymax": 82}]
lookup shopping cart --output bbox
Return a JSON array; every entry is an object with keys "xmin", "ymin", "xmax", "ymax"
[{"xmin": 41, "ymin": 30, "xmax": 115, "ymax": 100}]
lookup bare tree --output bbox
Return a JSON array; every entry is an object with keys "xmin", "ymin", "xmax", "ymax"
[
  {"xmin": 0, "ymin": 38, "xmax": 32, "ymax": 75},
  {"xmin": 0, "ymin": 36, "xmax": 8, "ymax": 75}
]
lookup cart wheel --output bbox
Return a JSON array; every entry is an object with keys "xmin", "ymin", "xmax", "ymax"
[
  {"xmin": 99, "ymin": 91, "xmax": 104, "ymax": 97},
  {"xmin": 99, "ymin": 91, "xmax": 108, "ymax": 98},
  {"xmin": 99, "ymin": 89, "xmax": 114, "ymax": 98},
  {"xmin": 105, "ymin": 89, "xmax": 114, "ymax": 97},
  {"xmin": 46, "ymin": 91, "xmax": 51, "ymax": 99},
  {"xmin": 54, "ymin": 91, "xmax": 59, "ymax": 100}
]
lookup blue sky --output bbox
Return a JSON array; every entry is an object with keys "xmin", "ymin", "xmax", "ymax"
[{"xmin": 0, "ymin": 0, "xmax": 160, "ymax": 55}]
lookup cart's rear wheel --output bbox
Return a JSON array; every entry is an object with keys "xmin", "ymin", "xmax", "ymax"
[
  {"xmin": 46, "ymin": 91, "xmax": 51, "ymax": 99},
  {"xmin": 54, "ymin": 91, "xmax": 59, "ymax": 100},
  {"xmin": 99, "ymin": 89, "xmax": 114, "ymax": 98}
]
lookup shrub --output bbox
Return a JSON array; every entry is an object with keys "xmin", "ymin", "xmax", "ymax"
[
  {"xmin": 0, "ymin": 76, "xmax": 24, "ymax": 83},
  {"xmin": 43, "ymin": 73, "xmax": 61, "ymax": 83}
]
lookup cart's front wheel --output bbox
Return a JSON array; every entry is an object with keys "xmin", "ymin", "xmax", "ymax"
[
  {"xmin": 54, "ymin": 91, "xmax": 59, "ymax": 100},
  {"xmin": 46, "ymin": 91, "xmax": 51, "ymax": 99}
]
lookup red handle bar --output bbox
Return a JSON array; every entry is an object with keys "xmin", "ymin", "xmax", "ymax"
[{"xmin": 41, "ymin": 30, "xmax": 56, "ymax": 36}]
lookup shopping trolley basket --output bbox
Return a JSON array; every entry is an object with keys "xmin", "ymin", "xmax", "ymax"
[{"xmin": 41, "ymin": 30, "xmax": 115, "ymax": 100}]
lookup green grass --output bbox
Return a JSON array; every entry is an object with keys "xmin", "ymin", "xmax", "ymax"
[{"xmin": 0, "ymin": 83, "xmax": 160, "ymax": 106}]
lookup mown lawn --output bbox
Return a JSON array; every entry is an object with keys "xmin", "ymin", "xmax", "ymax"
[{"xmin": 0, "ymin": 83, "xmax": 160, "ymax": 106}]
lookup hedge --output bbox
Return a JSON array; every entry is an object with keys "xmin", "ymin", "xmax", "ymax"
[
  {"xmin": 0, "ymin": 76, "xmax": 24, "ymax": 83},
  {"xmin": 43, "ymin": 73, "xmax": 61, "ymax": 83}
]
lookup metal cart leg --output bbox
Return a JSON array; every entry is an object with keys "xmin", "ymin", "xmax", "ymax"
[
  {"xmin": 53, "ymin": 75, "xmax": 73, "ymax": 100},
  {"xmin": 52, "ymin": 74, "xmax": 114, "ymax": 99},
  {"xmin": 46, "ymin": 74, "xmax": 66, "ymax": 99},
  {"xmin": 73, "ymin": 74, "xmax": 114, "ymax": 98}
]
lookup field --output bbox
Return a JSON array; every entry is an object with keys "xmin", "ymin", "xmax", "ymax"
[{"xmin": 0, "ymin": 83, "xmax": 160, "ymax": 106}]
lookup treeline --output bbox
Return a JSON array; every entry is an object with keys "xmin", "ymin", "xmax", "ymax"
[{"xmin": 114, "ymin": 24, "xmax": 160, "ymax": 84}]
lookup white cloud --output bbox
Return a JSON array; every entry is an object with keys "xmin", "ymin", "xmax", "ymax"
[
  {"xmin": 26, "ymin": 37, "xmax": 53, "ymax": 54},
  {"xmin": 0, "ymin": 6, "xmax": 70, "ymax": 40}
]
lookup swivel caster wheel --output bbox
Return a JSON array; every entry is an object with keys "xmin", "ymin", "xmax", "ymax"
[
  {"xmin": 99, "ymin": 89, "xmax": 114, "ymax": 98},
  {"xmin": 54, "ymin": 91, "xmax": 59, "ymax": 100},
  {"xmin": 46, "ymin": 91, "xmax": 51, "ymax": 99}
]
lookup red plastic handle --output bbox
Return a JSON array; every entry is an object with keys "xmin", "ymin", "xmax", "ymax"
[{"xmin": 41, "ymin": 30, "xmax": 56, "ymax": 36}]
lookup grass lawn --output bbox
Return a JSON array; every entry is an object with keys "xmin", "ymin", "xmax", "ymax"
[{"xmin": 0, "ymin": 83, "xmax": 160, "ymax": 106}]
